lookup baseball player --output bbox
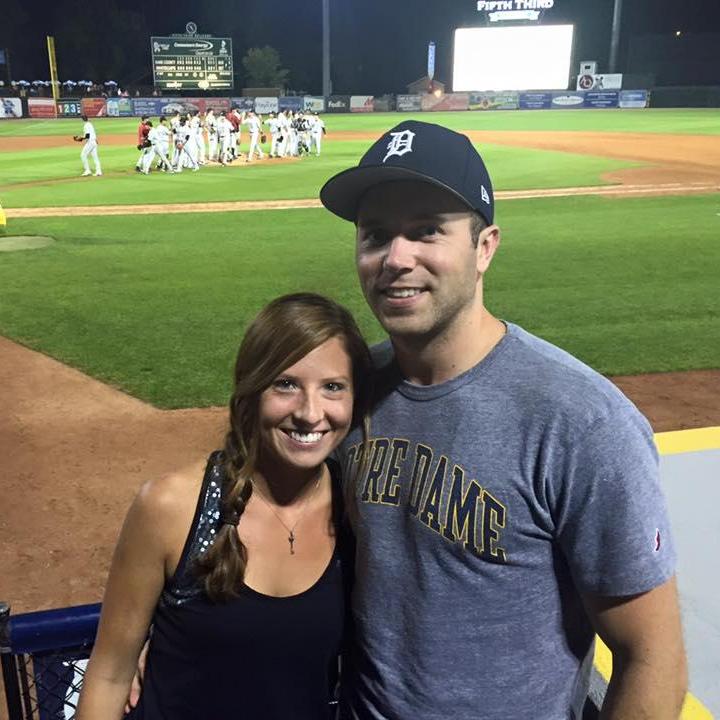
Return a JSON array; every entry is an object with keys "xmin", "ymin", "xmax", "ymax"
[
  {"xmin": 197, "ymin": 111, "xmax": 207, "ymax": 165},
  {"xmin": 265, "ymin": 112, "xmax": 280, "ymax": 158},
  {"xmin": 172, "ymin": 118, "xmax": 199, "ymax": 173},
  {"xmin": 310, "ymin": 112, "xmax": 325, "ymax": 156},
  {"xmin": 244, "ymin": 111, "xmax": 265, "ymax": 162},
  {"xmin": 276, "ymin": 111, "xmax": 289, "ymax": 158},
  {"xmin": 134, "ymin": 116, "xmax": 151, "ymax": 173},
  {"xmin": 141, "ymin": 119, "xmax": 173, "ymax": 174},
  {"xmin": 75, "ymin": 114, "xmax": 102, "ymax": 176},
  {"xmin": 206, "ymin": 109, "xmax": 218, "ymax": 161},
  {"xmin": 226, "ymin": 109, "xmax": 240, "ymax": 161},
  {"xmin": 216, "ymin": 112, "xmax": 232, "ymax": 165}
]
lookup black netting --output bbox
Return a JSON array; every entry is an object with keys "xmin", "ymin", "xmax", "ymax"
[{"xmin": 8, "ymin": 646, "xmax": 92, "ymax": 720}]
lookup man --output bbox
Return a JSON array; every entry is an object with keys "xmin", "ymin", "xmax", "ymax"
[
  {"xmin": 265, "ymin": 112, "xmax": 281, "ymax": 158},
  {"xmin": 319, "ymin": 120, "xmax": 687, "ymax": 719},
  {"xmin": 206, "ymin": 108, "xmax": 218, "ymax": 162},
  {"xmin": 243, "ymin": 111, "xmax": 265, "ymax": 162},
  {"xmin": 134, "ymin": 116, "xmax": 151, "ymax": 173},
  {"xmin": 310, "ymin": 111, "xmax": 326, "ymax": 156},
  {"xmin": 75, "ymin": 114, "xmax": 102, "ymax": 177},
  {"xmin": 141, "ymin": 119, "xmax": 173, "ymax": 174},
  {"xmin": 171, "ymin": 117, "xmax": 199, "ymax": 173}
]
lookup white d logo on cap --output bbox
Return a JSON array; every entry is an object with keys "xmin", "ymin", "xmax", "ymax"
[{"xmin": 383, "ymin": 130, "xmax": 415, "ymax": 163}]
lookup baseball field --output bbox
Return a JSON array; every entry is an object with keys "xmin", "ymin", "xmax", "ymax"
[{"xmin": 1, "ymin": 108, "xmax": 719, "ymax": 716}]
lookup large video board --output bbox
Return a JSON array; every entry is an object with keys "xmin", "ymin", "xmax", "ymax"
[
  {"xmin": 151, "ymin": 36, "xmax": 233, "ymax": 91},
  {"xmin": 453, "ymin": 25, "xmax": 574, "ymax": 91}
]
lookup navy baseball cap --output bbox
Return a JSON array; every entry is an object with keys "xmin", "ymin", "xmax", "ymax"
[{"xmin": 320, "ymin": 120, "xmax": 494, "ymax": 225}]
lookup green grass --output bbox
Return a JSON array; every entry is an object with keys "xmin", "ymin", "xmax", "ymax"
[
  {"xmin": 0, "ymin": 194, "xmax": 718, "ymax": 408},
  {"xmin": 0, "ymin": 141, "xmax": 638, "ymax": 207},
  {"xmin": 2, "ymin": 108, "xmax": 720, "ymax": 137}
]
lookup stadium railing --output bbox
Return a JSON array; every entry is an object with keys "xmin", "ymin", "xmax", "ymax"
[
  {"xmin": 0, "ymin": 602, "xmax": 100, "ymax": 720},
  {"xmin": 1, "ymin": 600, "xmax": 603, "ymax": 719}
]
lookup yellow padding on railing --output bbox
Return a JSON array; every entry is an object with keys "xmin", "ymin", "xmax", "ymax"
[{"xmin": 655, "ymin": 427, "xmax": 720, "ymax": 456}]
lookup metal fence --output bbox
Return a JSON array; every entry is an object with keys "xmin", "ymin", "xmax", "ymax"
[{"xmin": 0, "ymin": 602, "xmax": 100, "ymax": 720}]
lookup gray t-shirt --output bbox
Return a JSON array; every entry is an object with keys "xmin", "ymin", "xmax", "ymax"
[{"xmin": 337, "ymin": 323, "xmax": 675, "ymax": 720}]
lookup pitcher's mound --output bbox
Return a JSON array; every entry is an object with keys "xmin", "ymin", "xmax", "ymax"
[{"xmin": 0, "ymin": 235, "xmax": 55, "ymax": 252}]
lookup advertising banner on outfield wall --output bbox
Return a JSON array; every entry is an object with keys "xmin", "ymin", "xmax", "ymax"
[
  {"xmin": 105, "ymin": 98, "xmax": 134, "ymax": 117},
  {"xmin": 350, "ymin": 95, "xmax": 374, "ymax": 112},
  {"xmin": 230, "ymin": 97, "xmax": 254, "ymax": 111},
  {"xmin": 519, "ymin": 92, "xmax": 553, "ymax": 109},
  {"xmin": 132, "ymin": 98, "xmax": 170, "ymax": 116},
  {"xmin": 584, "ymin": 91, "xmax": 619, "ymax": 108},
  {"xmin": 81, "ymin": 98, "xmax": 107, "ymax": 117},
  {"xmin": 326, "ymin": 95, "xmax": 350, "ymax": 112},
  {"xmin": 204, "ymin": 97, "xmax": 232, "ymax": 113},
  {"xmin": 28, "ymin": 98, "xmax": 57, "ymax": 118},
  {"xmin": 278, "ymin": 96, "xmax": 303, "ymax": 112},
  {"xmin": 396, "ymin": 94, "xmax": 422, "ymax": 111},
  {"xmin": 551, "ymin": 92, "xmax": 585, "ymax": 109},
  {"xmin": 469, "ymin": 92, "xmax": 519, "ymax": 111},
  {"xmin": 372, "ymin": 95, "xmax": 394, "ymax": 112},
  {"xmin": 255, "ymin": 97, "xmax": 279, "ymax": 114},
  {"xmin": 421, "ymin": 93, "xmax": 469, "ymax": 111},
  {"xmin": 619, "ymin": 90, "xmax": 649, "ymax": 108},
  {"xmin": 303, "ymin": 96, "xmax": 325, "ymax": 112},
  {"xmin": 576, "ymin": 73, "xmax": 622, "ymax": 91},
  {"xmin": 0, "ymin": 98, "xmax": 23, "ymax": 118}
]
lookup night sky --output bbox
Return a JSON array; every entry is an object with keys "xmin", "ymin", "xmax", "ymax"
[{"xmin": 2, "ymin": 0, "xmax": 719, "ymax": 92}]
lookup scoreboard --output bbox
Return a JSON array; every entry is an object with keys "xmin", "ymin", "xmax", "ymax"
[{"xmin": 151, "ymin": 36, "xmax": 233, "ymax": 91}]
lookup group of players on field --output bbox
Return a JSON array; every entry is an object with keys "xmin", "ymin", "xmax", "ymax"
[{"xmin": 133, "ymin": 107, "xmax": 327, "ymax": 175}]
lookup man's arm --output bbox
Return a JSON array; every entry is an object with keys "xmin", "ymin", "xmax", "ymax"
[{"xmin": 582, "ymin": 575, "xmax": 687, "ymax": 720}]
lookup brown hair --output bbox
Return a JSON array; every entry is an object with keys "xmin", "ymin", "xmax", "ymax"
[{"xmin": 195, "ymin": 293, "xmax": 372, "ymax": 601}]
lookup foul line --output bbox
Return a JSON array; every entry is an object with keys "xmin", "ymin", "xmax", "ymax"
[{"xmin": 5, "ymin": 183, "xmax": 720, "ymax": 219}]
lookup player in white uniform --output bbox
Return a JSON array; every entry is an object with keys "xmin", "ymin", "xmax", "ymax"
[
  {"xmin": 217, "ymin": 113, "xmax": 232, "ymax": 165},
  {"xmin": 169, "ymin": 112, "xmax": 182, "ymax": 167},
  {"xmin": 172, "ymin": 118, "xmax": 199, "ymax": 172},
  {"xmin": 186, "ymin": 113, "xmax": 201, "ymax": 168},
  {"xmin": 276, "ymin": 111, "xmax": 289, "ymax": 158},
  {"xmin": 196, "ymin": 111, "xmax": 207, "ymax": 165},
  {"xmin": 76, "ymin": 114, "xmax": 102, "ymax": 176},
  {"xmin": 142, "ymin": 119, "xmax": 173, "ymax": 174},
  {"xmin": 205, "ymin": 109, "xmax": 218, "ymax": 161},
  {"xmin": 310, "ymin": 113, "xmax": 325, "ymax": 156},
  {"xmin": 244, "ymin": 111, "xmax": 265, "ymax": 162},
  {"xmin": 265, "ymin": 113, "xmax": 280, "ymax": 157}
]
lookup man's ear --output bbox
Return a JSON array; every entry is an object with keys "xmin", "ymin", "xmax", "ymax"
[{"xmin": 477, "ymin": 225, "xmax": 501, "ymax": 274}]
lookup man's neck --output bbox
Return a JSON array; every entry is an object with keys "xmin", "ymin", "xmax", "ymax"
[{"xmin": 391, "ymin": 307, "xmax": 506, "ymax": 386}]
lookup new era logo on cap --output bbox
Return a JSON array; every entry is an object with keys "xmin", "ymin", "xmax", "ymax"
[{"xmin": 320, "ymin": 120, "xmax": 494, "ymax": 226}]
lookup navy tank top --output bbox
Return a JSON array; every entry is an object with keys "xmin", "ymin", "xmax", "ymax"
[{"xmin": 127, "ymin": 452, "xmax": 350, "ymax": 720}]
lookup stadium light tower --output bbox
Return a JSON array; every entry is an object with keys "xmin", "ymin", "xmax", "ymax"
[
  {"xmin": 609, "ymin": 0, "xmax": 623, "ymax": 73},
  {"xmin": 322, "ymin": 0, "xmax": 331, "ymax": 96}
]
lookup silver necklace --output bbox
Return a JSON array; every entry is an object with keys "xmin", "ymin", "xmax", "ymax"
[{"xmin": 251, "ymin": 474, "xmax": 322, "ymax": 555}]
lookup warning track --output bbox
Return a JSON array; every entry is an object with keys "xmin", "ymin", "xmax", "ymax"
[{"xmin": 6, "ymin": 182, "xmax": 719, "ymax": 218}]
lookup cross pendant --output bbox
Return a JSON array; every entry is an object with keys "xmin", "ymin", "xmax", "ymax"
[{"xmin": 288, "ymin": 531, "xmax": 295, "ymax": 555}]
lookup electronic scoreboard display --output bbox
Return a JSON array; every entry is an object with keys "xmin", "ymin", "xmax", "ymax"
[{"xmin": 151, "ymin": 36, "xmax": 233, "ymax": 90}]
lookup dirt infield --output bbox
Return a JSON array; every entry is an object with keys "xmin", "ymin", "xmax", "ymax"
[{"xmin": 1, "ymin": 127, "xmax": 718, "ymax": 620}]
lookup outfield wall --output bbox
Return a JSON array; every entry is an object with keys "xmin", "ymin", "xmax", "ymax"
[{"xmin": 0, "ymin": 90, "xmax": 652, "ymax": 120}]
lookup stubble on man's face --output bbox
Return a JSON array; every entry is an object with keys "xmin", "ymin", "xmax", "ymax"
[{"xmin": 355, "ymin": 181, "xmax": 481, "ymax": 345}]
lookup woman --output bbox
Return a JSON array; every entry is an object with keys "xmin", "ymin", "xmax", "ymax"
[{"xmin": 77, "ymin": 293, "xmax": 371, "ymax": 719}]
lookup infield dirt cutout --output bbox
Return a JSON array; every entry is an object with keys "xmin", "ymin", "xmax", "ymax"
[{"xmin": 1, "ymin": 128, "xmax": 719, "ymax": 620}]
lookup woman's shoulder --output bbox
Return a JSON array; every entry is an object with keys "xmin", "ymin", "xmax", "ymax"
[{"xmin": 133, "ymin": 458, "xmax": 209, "ymax": 524}]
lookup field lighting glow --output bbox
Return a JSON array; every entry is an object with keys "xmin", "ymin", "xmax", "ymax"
[{"xmin": 453, "ymin": 25, "xmax": 574, "ymax": 91}]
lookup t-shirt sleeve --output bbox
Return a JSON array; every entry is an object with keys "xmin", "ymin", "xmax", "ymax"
[{"xmin": 552, "ymin": 407, "xmax": 676, "ymax": 597}]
